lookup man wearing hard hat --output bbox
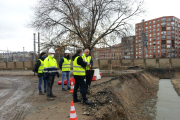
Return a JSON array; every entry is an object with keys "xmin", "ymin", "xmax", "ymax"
[
  {"xmin": 59, "ymin": 50, "xmax": 71, "ymax": 91},
  {"xmin": 44, "ymin": 48, "xmax": 60, "ymax": 100}
]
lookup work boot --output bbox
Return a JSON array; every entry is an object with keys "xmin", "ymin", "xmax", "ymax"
[
  {"xmin": 39, "ymin": 91, "xmax": 44, "ymax": 95},
  {"xmin": 83, "ymin": 100, "xmax": 93, "ymax": 105},
  {"xmin": 62, "ymin": 88, "xmax": 67, "ymax": 91},
  {"xmin": 51, "ymin": 94, "xmax": 57, "ymax": 98},
  {"xmin": 67, "ymin": 87, "xmax": 71, "ymax": 90},
  {"xmin": 44, "ymin": 90, "xmax": 46, "ymax": 93},
  {"xmin": 47, "ymin": 95, "xmax": 54, "ymax": 101},
  {"xmin": 73, "ymin": 99, "xmax": 82, "ymax": 103}
]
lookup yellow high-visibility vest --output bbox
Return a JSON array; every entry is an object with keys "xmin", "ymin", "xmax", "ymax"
[
  {"xmin": 38, "ymin": 59, "xmax": 44, "ymax": 73},
  {"xmin": 82, "ymin": 53, "xmax": 91, "ymax": 70},
  {"xmin": 44, "ymin": 55, "xmax": 58, "ymax": 75},
  {"xmin": 73, "ymin": 56, "xmax": 85, "ymax": 76},
  {"xmin": 62, "ymin": 57, "xmax": 71, "ymax": 71}
]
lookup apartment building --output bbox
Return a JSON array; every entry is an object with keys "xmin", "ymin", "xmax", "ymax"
[
  {"xmin": 91, "ymin": 43, "xmax": 122, "ymax": 60},
  {"xmin": 121, "ymin": 36, "xmax": 135, "ymax": 59},
  {"xmin": 135, "ymin": 16, "xmax": 180, "ymax": 59}
]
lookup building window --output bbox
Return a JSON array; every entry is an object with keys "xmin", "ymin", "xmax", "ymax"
[
  {"xmin": 149, "ymin": 26, "xmax": 152, "ymax": 29},
  {"xmin": 167, "ymin": 45, "xmax": 171, "ymax": 48},
  {"xmin": 149, "ymin": 34, "xmax": 151, "ymax": 37},
  {"xmin": 161, "ymin": 18, "xmax": 166, "ymax": 22},
  {"xmin": 157, "ymin": 41, "xmax": 160, "ymax": 44},
  {"xmin": 146, "ymin": 27, "xmax": 148, "ymax": 30},
  {"xmin": 157, "ymin": 33, "xmax": 160, "ymax": 36},
  {"xmin": 153, "ymin": 46, "xmax": 156, "ymax": 49},
  {"xmin": 150, "ymin": 50, "xmax": 152, "ymax": 53},
  {"xmin": 150, "ymin": 38, "xmax": 152, "ymax": 41},
  {"xmin": 167, "ymin": 40, "xmax": 171, "ymax": 43},
  {"xmin": 150, "ymin": 55, "xmax": 152, "ymax": 57},
  {"xmin": 149, "ymin": 22, "xmax": 151, "ymax": 24},
  {"xmin": 158, "ymin": 46, "xmax": 160, "ymax": 48},
  {"xmin": 167, "ymin": 36, "xmax": 171, "ymax": 39},
  {"xmin": 157, "ymin": 28, "xmax": 159, "ymax": 31},
  {"xmin": 167, "ymin": 27, "xmax": 171, "ymax": 30},
  {"xmin": 167, "ymin": 22, "xmax": 171, "ymax": 26},
  {"xmin": 167, "ymin": 31, "xmax": 171, "ymax": 35},
  {"xmin": 153, "ymin": 42, "xmax": 156, "ymax": 45},
  {"xmin": 153, "ymin": 25, "xmax": 156, "ymax": 28},
  {"xmin": 153, "ymin": 21, "xmax": 156, "ymax": 24},
  {"xmin": 153, "ymin": 33, "xmax": 156, "ymax": 37},
  {"xmin": 167, "ymin": 18, "xmax": 171, "ymax": 21},
  {"xmin": 157, "ymin": 24, "xmax": 160, "ymax": 27},
  {"xmin": 158, "ymin": 50, "xmax": 160, "ymax": 53},
  {"xmin": 158, "ymin": 37, "xmax": 160, "ymax": 40}
]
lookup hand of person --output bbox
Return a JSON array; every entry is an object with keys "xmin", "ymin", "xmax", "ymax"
[{"xmin": 89, "ymin": 64, "xmax": 91, "ymax": 69}]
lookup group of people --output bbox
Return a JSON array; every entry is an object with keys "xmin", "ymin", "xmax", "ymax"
[{"xmin": 34, "ymin": 48, "xmax": 93, "ymax": 105}]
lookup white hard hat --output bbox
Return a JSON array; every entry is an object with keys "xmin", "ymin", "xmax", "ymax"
[
  {"xmin": 65, "ymin": 50, "xmax": 70, "ymax": 53},
  {"xmin": 48, "ymin": 48, "xmax": 55, "ymax": 53}
]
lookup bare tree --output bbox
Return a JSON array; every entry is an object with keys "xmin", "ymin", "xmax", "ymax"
[{"xmin": 30, "ymin": 0, "xmax": 145, "ymax": 51}]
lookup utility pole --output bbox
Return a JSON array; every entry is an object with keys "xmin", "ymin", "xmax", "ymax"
[
  {"xmin": 7, "ymin": 48, "xmax": 8, "ymax": 62},
  {"xmin": 23, "ymin": 47, "xmax": 25, "ymax": 61},
  {"xmin": 33, "ymin": 33, "xmax": 36, "ymax": 61},
  {"xmin": 38, "ymin": 32, "xmax": 40, "ymax": 56},
  {"xmin": 141, "ymin": 19, "xmax": 148, "ymax": 59}
]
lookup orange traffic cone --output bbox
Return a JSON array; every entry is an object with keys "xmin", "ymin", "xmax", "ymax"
[
  {"xmin": 70, "ymin": 101, "xmax": 77, "ymax": 120},
  {"xmin": 69, "ymin": 80, "xmax": 74, "ymax": 93}
]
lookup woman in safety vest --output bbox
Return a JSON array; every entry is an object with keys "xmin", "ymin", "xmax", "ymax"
[{"xmin": 59, "ymin": 50, "xmax": 71, "ymax": 91}]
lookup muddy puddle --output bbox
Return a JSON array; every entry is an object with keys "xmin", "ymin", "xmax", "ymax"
[{"xmin": 156, "ymin": 79, "xmax": 180, "ymax": 120}]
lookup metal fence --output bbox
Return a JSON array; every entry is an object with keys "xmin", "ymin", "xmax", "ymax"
[{"xmin": 0, "ymin": 50, "xmax": 35, "ymax": 62}]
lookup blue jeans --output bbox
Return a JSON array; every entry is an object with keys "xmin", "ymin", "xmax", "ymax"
[
  {"xmin": 38, "ymin": 76, "xmax": 47, "ymax": 92},
  {"xmin": 61, "ymin": 71, "xmax": 70, "ymax": 88}
]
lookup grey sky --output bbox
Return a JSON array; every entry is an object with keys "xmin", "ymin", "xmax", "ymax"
[{"xmin": 0, "ymin": 0, "xmax": 180, "ymax": 52}]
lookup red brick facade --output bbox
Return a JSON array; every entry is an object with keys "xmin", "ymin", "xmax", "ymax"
[{"xmin": 135, "ymin": 16, "xmax": 180, "ymax": 58}]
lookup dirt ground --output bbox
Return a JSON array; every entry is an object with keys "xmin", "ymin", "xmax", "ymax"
[
  {"xmin": 171, "ymin": 72, "xmax": 180, "ymax": 96},
  {"xmin": 0, "ymin": 71, "xmax": 159, "ymax": 120}
]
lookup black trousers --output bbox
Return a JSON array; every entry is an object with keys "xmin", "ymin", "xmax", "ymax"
[
  {"xmin": 46, "ymin": 75, "xmax": 55, "ymax": 96},
  {"xmin": 73, "ymin": 75, "xmax": 87, "ymax": 101}
]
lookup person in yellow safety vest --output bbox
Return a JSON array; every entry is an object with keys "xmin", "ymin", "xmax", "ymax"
[
  {"xmin": 72, "ymin": 48, "xmax": 93, "ymax": 105},
  {"xmin": 34, "ymin": 52, "xmax": 47, "ymax": 95},
  {"xmin": 59, "ymin": 50, "xmax": 71, "ymax": 91},
  {"xmin": 44, "ymin": 48, "xmax": 60, "ymax": 101},
  {"xmin": 82, "ymin": 49, "xmax": 93, "ymax": 95}
]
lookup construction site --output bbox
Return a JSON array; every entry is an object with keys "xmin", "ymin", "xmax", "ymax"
[{"xmin": 0, "ymin": 68, "xmax": 180, "ymax": 120}]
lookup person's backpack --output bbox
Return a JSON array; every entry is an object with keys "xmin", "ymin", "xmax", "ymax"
[{"xmin": 32, "ymin": 61, "xmax": 38, "ymax": 73}]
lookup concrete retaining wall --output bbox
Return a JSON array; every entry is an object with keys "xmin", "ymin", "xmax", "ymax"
[
  {"xmin": 0, "ymin": 62, "xmax": 6, "ymax": 69},
  {"xmin": 172, "ymin": 59, "xmax": 180, "ymax": 68},
  {"xmin": 146, "ymin": 59, "xmax": 156, "ymax": 68},
  {"xmin": 7, "ymin": 62, "xmax": 15, "ymax": 69},
  {"xmin": 134, "ymin": 59, "xmax": 145, "ymax": 68},
  {"xmin": 159, "ymin": 59, "xmax": 170, "ymax": 68},
  {"xmin": 0, "ymin": 58, "xmax": 180, "ymax": 70}
]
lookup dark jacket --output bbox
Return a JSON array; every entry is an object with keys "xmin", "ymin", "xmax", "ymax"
[
  {"xmin": 72, "ymin": 54, "xmax": 87, "ymax": 68},
  {"xmin": 34, "ymin": 56, "xmax": 45, "ymax": 77},
  {"xmin": 72, "ymin": 54, "xmax": 87, "ymax": 78},
  {"xmin": 59, "ymin": 55, "xmax": 71, "ymax": 71}
]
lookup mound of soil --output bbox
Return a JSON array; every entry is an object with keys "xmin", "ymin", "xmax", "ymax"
[{"xmin": 80, "ymin": 71, "xmax": 159, "ymax": 120}]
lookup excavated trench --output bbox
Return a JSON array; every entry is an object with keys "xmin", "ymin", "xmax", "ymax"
[{"xmin": 79, "ymin": 71, "xmax": 159, "ymax": 120}]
